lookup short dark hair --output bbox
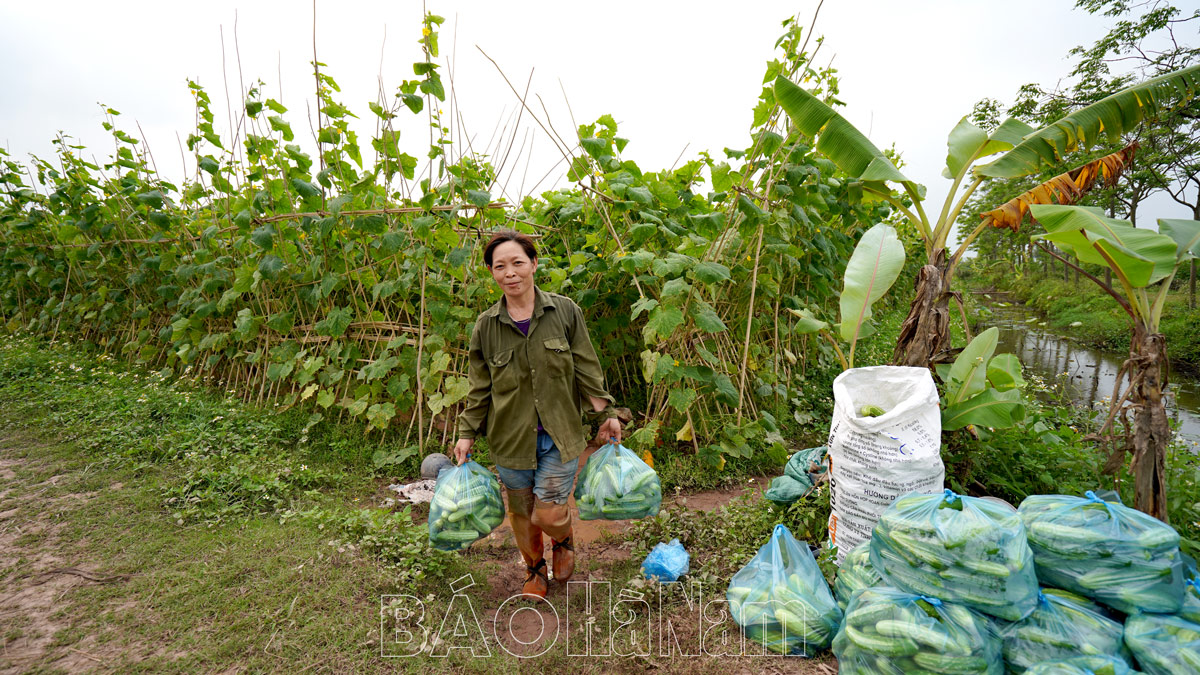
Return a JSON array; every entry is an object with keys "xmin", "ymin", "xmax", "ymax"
[{"xmin": 483, "ymin": 229, "xmax": 538, "ymax": 267}]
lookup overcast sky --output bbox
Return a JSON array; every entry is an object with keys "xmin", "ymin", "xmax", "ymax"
[{"xmin": 1, "ymin": 0, "xmax": 1193, "ymax": 228}]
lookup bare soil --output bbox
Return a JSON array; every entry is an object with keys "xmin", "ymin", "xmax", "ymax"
[{"xmin": 0, "ymin": 435, "xmax": 151, "ymax": 674}]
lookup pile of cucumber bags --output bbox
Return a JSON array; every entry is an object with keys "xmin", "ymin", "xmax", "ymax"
[
  {"xmin": 427, "ymin": 460, "xmax": 505, "ymax": 551},
  {"xmin": 574, "ymin": 443, "xmax": 661, "ymax": 521},
  {"xmin": 832, "ymin": 488, "xmax": 1191, "ymax": 673},
  {"xmin": 726, "ymin": 524, "xmax": 842, "ymax": 656}
]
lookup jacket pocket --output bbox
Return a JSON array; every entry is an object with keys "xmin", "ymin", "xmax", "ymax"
[
  {"xmin": 543, "ymin": 336, "xmax": 573, "ymax": 377},
  {"xmin": 489, "ymin": 348, "xmax": 519, "ymax": 394}
]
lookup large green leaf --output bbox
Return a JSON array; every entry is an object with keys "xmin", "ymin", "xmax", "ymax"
[
  {"xmin": 839, "ymin": 224, "xmax": 906, "ymax": 346},
  {"xmin": 643, "ymin": 306, "xmax": 684, "ymax": 343},
  {"xmin": 946, "ymin": 327, "xmax": 999, "ymax": 405},
  {"xmin": 986, "ymin": 353, "xmax": 1025, "ymax": 392},
  {"xmin": 943, "ymin": 117, "xmax": 988, "ymax": 180},
  {"xmin": 981, "ymin": 118, "xmax": 1036, "ymax": 157},
  {"xmin": 690, "ymin": 302, "xmax": 727, "ymax": 334},
  {"xmin": 943, "ymin": 388, "xmax": 1024, "ymax": 431},
  {"xmin": 774, "ymin": 76, "xmax": 910, "ymax": 185},
  {"xmin": 786, "ymin": 307, "xmax": 829, "ymax": 334},
  {"xmin": 976, "ymin": 63, "xmax": 1200, "ymax": 179},
  {"xmin": 1158, "ymin": 218, "xmax": 1200, "ymax": 261},
  {"xmin": 1031, "ymin": 205, "xmax": 1177, "ymax": 287}
]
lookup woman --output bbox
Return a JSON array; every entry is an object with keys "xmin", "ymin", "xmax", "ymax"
[{"xmin": 453, "ymin": 229, "xmax": 622, "ymax": 599}]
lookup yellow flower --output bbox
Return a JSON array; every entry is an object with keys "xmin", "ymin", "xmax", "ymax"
[{"xmin": 421, "ymin": 26, "xmax": 432, "ymax": 37}]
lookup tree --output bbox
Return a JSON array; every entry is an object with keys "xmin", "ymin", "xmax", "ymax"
[
  {"xmin": 963, "ymin": 0, "xmax": 1199, "ymax": 287},
  {"xmin": 1029, "ymin": 205, "xmax": 1199, "ymax": 520},
  {"xmin": 773, "ymin": 62, "xmax": 1200, "ymax": 371}
]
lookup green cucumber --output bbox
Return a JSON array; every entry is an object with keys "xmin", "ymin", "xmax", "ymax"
[
  {"xmin": 467, "ymin": 513, "xmax": 491, "ymax": 534},
  {"xmin": 1077, "ymin": 563, "xmax": 1171, "ymax": 589},
  {"xmin": 911, "ymin": 651, "xmax": 988, "ymax": 674},
  {"xmin": 844, "ymin": 623, "xmax": 918, "ymax": 656},
  {"xmin": 1014, "ymin": 625, "xmax": 1076, "ymax": 649},
  {"xmin": 432, "ymin": 491, "xmax": 457, "ymax": 511},
  {"xmin": 433, "ymin": 529, "xmax": 478, "ymax": 545},
  {"xmin": 628, "ymin": 469, "xmax": 658, "ymax": 493},
  {"xmin": 846, "ymin": 601, "xmax": 901, "ymax": 628},
  {"xmin": 1028, "ymin": 521, "xmax": 1107, "ymax": 547},
  {"xmin": 955, "ymin": 557, "xmax": 1011, "ymax": 578},
  {"xmin": 874, "ymin": 619, "xmax": 966, "ymax": 654}
]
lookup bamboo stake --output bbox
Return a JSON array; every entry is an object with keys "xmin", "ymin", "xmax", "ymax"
[
  {"xmin": 415, "ymin": 264, "xmax": 428, "ymax": 453},
  {"xmin": 736, "ymin": 222, "xmax": 765, "ymax": 425}
]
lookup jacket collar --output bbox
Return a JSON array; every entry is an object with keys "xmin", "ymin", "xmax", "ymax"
[{"xmin": 483, "ymin": 286, "xmax": 554, "ymax": 326}]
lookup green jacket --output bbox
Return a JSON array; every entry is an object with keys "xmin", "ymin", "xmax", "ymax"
[{"xmin": 456, "ymin": 287, "xmax": 616, "ymax": 469}]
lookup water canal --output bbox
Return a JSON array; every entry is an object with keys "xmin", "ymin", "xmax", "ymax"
[{"xmin": 976, "ymin": 295, "xmax": 1200, "ymax": 450}]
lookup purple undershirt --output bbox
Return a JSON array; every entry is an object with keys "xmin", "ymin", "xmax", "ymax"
[{"xmin": 513, "ymin": 317, "xmax": 543, "ymax": 431}]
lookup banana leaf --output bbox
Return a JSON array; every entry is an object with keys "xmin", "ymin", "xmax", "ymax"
[{"xmin": 976, "ymin": 63, "xmax": 1200, "ymax": 179}]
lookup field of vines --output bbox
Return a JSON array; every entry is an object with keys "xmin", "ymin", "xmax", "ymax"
[{"xmin": 0, "ymin": 15, "xmax": 901, "ymax": 468}]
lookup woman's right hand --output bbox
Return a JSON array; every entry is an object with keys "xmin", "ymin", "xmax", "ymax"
[{"xmin": 452, "ymin": 438, "xmax": 474, "ymax": 465}]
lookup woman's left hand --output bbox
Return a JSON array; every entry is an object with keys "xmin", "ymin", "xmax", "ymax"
[{"xmin": 597, "ymin": 416, "xmax": 622, "ymax": 445}]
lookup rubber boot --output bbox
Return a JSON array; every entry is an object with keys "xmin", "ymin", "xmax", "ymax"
[
  {"xmin": 507, "ymin": 487, "xmax": 548, "ymax": 598},
  {"xmin": 532, "ymin": 497, "xmax": 574, "ymax": 582}
]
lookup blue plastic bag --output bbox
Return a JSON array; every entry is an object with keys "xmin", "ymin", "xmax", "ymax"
[
  {"xmin": 834, "ymin": 541, "xmax": 882, "ymax": 611},
  {"xmin": 1123, "ymin": 613, "xmax": 1200, "ymax": 674},
  {"xmin": 1023, "ymin": 655, "xmax": 1140, "ymax": 675},
  {"xmin": 997, "ymin": 589, "xmax": 1131, "ymax": 672},
  {"xmin": 870, "ymin": 489, "xmax": 1039, "ymax": 621},
  {"xmin": 725, "ymin": 524, "xmax": 841, "ymax": 656},
  {"xmin": 428, "ymin": 460, "xmax": 505, "ymax": 551},
  {"xmin": 833, "ymin": 587, "xmax": 1003, "ymax": 674},
  {"xmin": 1018, "ymin": 492, "xmax": 1183, "ymax": 614},
  {"xmin": 574, "ymin": 443, "xmax": 661, "ymax": 521},
  {"xmin": 642, "ymin": 538, "xmax": 689, "ymax": 582}
]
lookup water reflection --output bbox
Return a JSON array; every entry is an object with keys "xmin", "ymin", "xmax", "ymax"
[{"xmin": 978, "ymin": 298, "xmax": 1200, "ymax": 449}]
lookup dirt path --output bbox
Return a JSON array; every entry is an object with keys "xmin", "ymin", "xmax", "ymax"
[
  {"xmin": 1, "ymin": 427, "xmax": 833, "ymax": 674},
  {"xmin": 0, "ymin": 433, "xmax": 145, "ymax": 673}
]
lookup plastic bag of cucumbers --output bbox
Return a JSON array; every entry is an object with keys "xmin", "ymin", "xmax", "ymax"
[
  {"xmin": 833, "ymin": 587, "xmax": 1003, "ymax": 674},
  {"xmin": 1123, "ymin": 613, "xmax": 1200, "ymax": 675},
  {"xmin": 997, "ymin": 589, "xmax": 1131, "ymax": 672},
  {"xmin": 1018, "ymin": 491, "xmax": 1183, "ymax": 614},
  {"xmin": 835, "ymin": 541, "xmax": 882, "ymax": 611},
  {"xmin": 1182, "ymin": 579, "xmax": 1200, "ymax": 624},
  {"xmin": 725, "ymin": 524, "xmax": 841, "ymax": 656},
  {"xmin": 427, "ymin": 460, "xmax": 505, "ymax": 551},
  {"xmin": 1023, "ymin": 655, "xmax": 1141, "ymax": 675},
  {"xmin": 869, "ymin": 489, "xmax": 1038, "ymax": 621},
  {"xmin": 573, "ymin": 443, "xmax": 661, "ymax": 521}
]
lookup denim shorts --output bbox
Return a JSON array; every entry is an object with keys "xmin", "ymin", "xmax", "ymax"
[{"xmin": 495, "ymin": 430, "xmax": 579, "ymax": 504}]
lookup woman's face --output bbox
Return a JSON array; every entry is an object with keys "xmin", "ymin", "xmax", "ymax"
[{"xmin": 489, "ymin": 240, "xmax": 537, "ymax": 300}]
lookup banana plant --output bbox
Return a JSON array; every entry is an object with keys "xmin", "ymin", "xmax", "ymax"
[
  {"xmin": 935, "ymin": 327, "xmax": 1025, "ymax": 432},
  {"xmin": 773, "ymin": 63, "xmax": 1200, "ymax": 369},
  {"xmin": 1029, "ymin": 204, "xmax": 1200, "ymax": 521},
  {"xmin": 789, "ymin": 222, "xmax": 906, "ymax": 370}
]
